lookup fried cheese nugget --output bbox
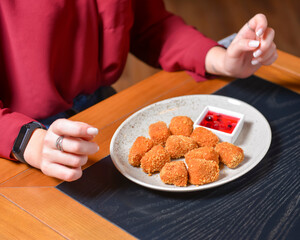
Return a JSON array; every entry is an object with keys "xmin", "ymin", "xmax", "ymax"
[
  {"xmin": 185, "ymin": 147, "xmax": 219, "ymax": 165},
  {"xmin": 165, "ymin": 135, "xmax": 198, "ymax": 159},
  {"xmin": 169, "ymin": 116, "xmax": 194, "ymax": 136},
  {"xmin": 128, "ymin": 136, "xmax": 154, "ymax": 167},
  {"xmin": 149, "ymin": 121, "xmax": 170, "ymax": 146},
  {"xmin": 140, "ymin": 145, "xmax": 171, "ymax": 175},
  {"xmin": 160, "ymin": 161, "xmax": 188, "ymax": 187},
  {"xmin": 187, "ymin": 159, "xmax": 219, "ymax": 185},
  {"xmin": 215, "ymin": 142, "xmax": 244, "ymax": 168},
  {"xmin": 190, "ymin": 127, "xmax": 219, "ymax": 147}
]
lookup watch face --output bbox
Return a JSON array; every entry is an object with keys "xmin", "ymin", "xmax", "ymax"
[
  {"xmin": 13, "ymin": 124, "xmax": 30, "ymax": 154},
  {"xmin": 12, "ymin": 122, "xmax": 45, "ymax": 159},
  {"xmin": 12, "ymin": 122, "xmax": 45, "ymax": 163}
]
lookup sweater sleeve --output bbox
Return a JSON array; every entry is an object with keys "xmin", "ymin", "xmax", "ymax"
[
  {"xmin": 130, "ymin": 0, "xmax": 220, "ymax": 79},
  {"xmin": 0, "ymin": 101, "xmax": 36, "ymax": 160}
]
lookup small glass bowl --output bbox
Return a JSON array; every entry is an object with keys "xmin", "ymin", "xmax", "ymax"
[{"xmin": 193, "ymin": 105, "xmax": 245, "ymax": 143}]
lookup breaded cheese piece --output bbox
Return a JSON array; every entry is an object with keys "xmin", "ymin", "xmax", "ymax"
[
  {"xmin": 149, "ymin": 121, "xmax": 170, "ymax": 146},
  {"xmin": 190, "ymin": 127, "xmax": 219, "ymax": 147},
  {"xmin": 187, "ymin": 159, "xmax": 219, "ymax": 185},
  {"xmin": 128, "ymin": 136, "xmax": 154, "ymax": 167},
  {"xmin": 215, "ymin": 142, "xmax": 244, "ymax": 168},
  {"xmin": 169, "ymin": 116, "xmax": 194, "ymax": 137},
  {"xmin": 185, "ymin": 146, "xmax": 219, "ymax": 165},
  {"xmin": 165, "ymin": 135, "xmax": 198, "ymax": 159},
  {"xmin": 160, "ymin": 161, "xmax": 188, "ymax": 187},
  {"xmin": 141, "ymin": 145, "xmax": 170, "ymax": 175}
]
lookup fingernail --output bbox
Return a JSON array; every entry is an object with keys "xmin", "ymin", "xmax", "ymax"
[
  {"xmin": 249, "ymin": 40, "xmax": 260, "ymax": 48},
  {"xmin": 253, "ymin": 49, "xmax": 262, "ymax": 58},
  {"xmin": 87, "ymin": 127, "xmax": 99, "ymax": 136},
  {"xmin": 256, "ymin": 28, "xmax": 263, "ymax": 37},
  {"xmin": 93, "ymin": 145, "xmax": 100, "ymax": 154},
  {"xmin": 251, "ymin": 59, "xmax": 259, "ymax": 65}
]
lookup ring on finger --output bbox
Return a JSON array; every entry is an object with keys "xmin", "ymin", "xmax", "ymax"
[{"xmin": 56, "ymin": 136, "xmax": 64, "ymax": 152}]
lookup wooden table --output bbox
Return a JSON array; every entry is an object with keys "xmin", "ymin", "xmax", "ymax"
[{"xmin": 0, "ymin": 50, "xmax": 299, "ymax": 239}]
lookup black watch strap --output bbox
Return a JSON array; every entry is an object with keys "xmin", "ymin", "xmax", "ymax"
[{"xmin": 12, "ymin": 121, "xmax": 46, "ymax": 163}]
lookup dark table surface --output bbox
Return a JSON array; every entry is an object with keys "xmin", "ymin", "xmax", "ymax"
[{"xmin": 58, "ymin": 76, "xmax": 300, "ymax": 240}]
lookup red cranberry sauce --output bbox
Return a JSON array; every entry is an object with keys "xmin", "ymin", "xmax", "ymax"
[{"xmin": 200, "ymin": 111, "xmax": 239, "ymax": 134}]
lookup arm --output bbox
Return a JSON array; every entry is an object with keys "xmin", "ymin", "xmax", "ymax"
[
  {"xmin": 0, "ymin": 101, "xmax": 35, "ymax": 160},
  {"xmin": 130, "ymin": 1, "xmax": 276, "ymax": 79},
  {"xmin": 130, "ymin": 0, "xmax": 220, "ymax": 78},
  {"xmin": 0, "ymin": 101, "xmax": 99, "ymax": 181}
]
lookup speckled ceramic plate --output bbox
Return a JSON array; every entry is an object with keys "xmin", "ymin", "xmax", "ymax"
[{"xmin": 110, "ymin": 95, "xmax": 271, "ymax": 192}]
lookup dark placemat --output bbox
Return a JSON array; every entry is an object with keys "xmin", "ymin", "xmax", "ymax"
[{"xmin": 57, "ymin": 76, "xmax": 300, "ymax": 240}]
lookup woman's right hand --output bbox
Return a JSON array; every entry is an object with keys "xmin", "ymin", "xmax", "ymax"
[{"xmin": 24, "ymin": 119, "xmax": 99, "ymax": 181}]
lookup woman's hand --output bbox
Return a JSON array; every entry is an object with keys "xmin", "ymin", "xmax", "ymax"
[
  {"xmin": 205, "ymin": 13, "xmax": 278, "ymax": 78},
  {"xmin": 24, "ymin": 119, "xmax": 99, "ymax": 181}
]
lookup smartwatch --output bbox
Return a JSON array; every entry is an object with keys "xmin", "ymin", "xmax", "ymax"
[{"xmin": 12, "ymin": 121, "xmax": 46, "ymax": 163}]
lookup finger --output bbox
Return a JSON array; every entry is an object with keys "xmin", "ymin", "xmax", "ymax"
[
  {"xmin": 42, "ymin": 144, "xmax": 89, "ymax": 167},
  {"xmin": 251, "ymin": 49, "xmax": 278, "ymax": 66},
  {"xmin": 44, "ymin": 131, "xmax": 99, "ymax": 156},
  {"xmin": 261, "ymin": 51, "xmax": 278, "ymax": 66},
  {"xmin": 253, "ymin": 42, "xmax": 276, "ymax": 62},
  {"xmin": 49, "ymin": 119, "xmax": 99, "ymax": 140},
  {"xmin": 227, "ymin": 38, "xmax": 260, "ymax": 58},
  {"xmin": 60, "ymin": 136, "xmax": 99, "ymax": 155},
  {"xmin": 52, "ymin": 150, "xmax": 88, "ymax": 168},
  {"xmin": 237, "ymin": 13, "xmax": 267, "ymax": 40},
  {"xmin": 248, "ymin": 13, "xmax": 268, "ymax": 37},
  {"xmin": 260, "ymin": 28, "xmax": 275, "ymax": 52},
  {"xmin": 41, "ymin": 162, "xmax": 83, "ymax": 182}
]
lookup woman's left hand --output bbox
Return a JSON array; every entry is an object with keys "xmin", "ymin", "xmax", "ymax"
[{"xmin": 205, "ymin": 13, "xmax": 278, "ymax": 78}]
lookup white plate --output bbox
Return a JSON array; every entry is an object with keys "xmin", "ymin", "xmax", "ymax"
[{"xmin": 110, "ymin": 95, "xmax": 272, "ymax": 192}]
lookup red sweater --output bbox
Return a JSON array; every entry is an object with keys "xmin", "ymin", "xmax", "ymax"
[{"xmin": 0, "ymin": 0, "xmax": 218, "ymax": 159}]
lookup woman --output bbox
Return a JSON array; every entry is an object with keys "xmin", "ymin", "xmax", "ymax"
[{"xmin": 0, "ymin": 0, "xmax": 277, "ymax": 181}]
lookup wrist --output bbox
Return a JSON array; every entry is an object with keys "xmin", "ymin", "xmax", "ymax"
[
  {"xmin": 23, "ymin": 128, "xmax": 47, "ymax": 169},
  {"xmin": 12, "ymin": 122, "xmax": 46, "ymax": 164},
  {"xmin": 205, "ymin": 46, "xmax": 230, "ymax": 77}
]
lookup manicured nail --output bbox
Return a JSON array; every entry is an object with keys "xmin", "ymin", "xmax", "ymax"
[
  {"xmin": 253, "ymin": 49, "xmax": 262, "ymax": 58},
  {"xmin": 249, "ymin": 40, "xmax": 260, "ymax": 48},
  {"xmin": 92, "ymin": 145, "xmax": 100, "ymax": 154},
  {"xmin": 87, "ymin": 127, "xmax": 99, "ymax": 136},
  {"xmin": 251, "ymin": 59, "xmax": 259, "ymax": 65},
  {"xmin": 256, "ymin": 28, "xmax": 263, "ymax": 37}
]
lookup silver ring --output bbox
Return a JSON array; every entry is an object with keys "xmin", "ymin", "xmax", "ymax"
[
  {"xmin": 247, "ymin": 22, "xmax": 255, "ymax": 32},
  {"xmin": 56, "ymin": 136, "xmax": 64, "ymax": 152}
]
